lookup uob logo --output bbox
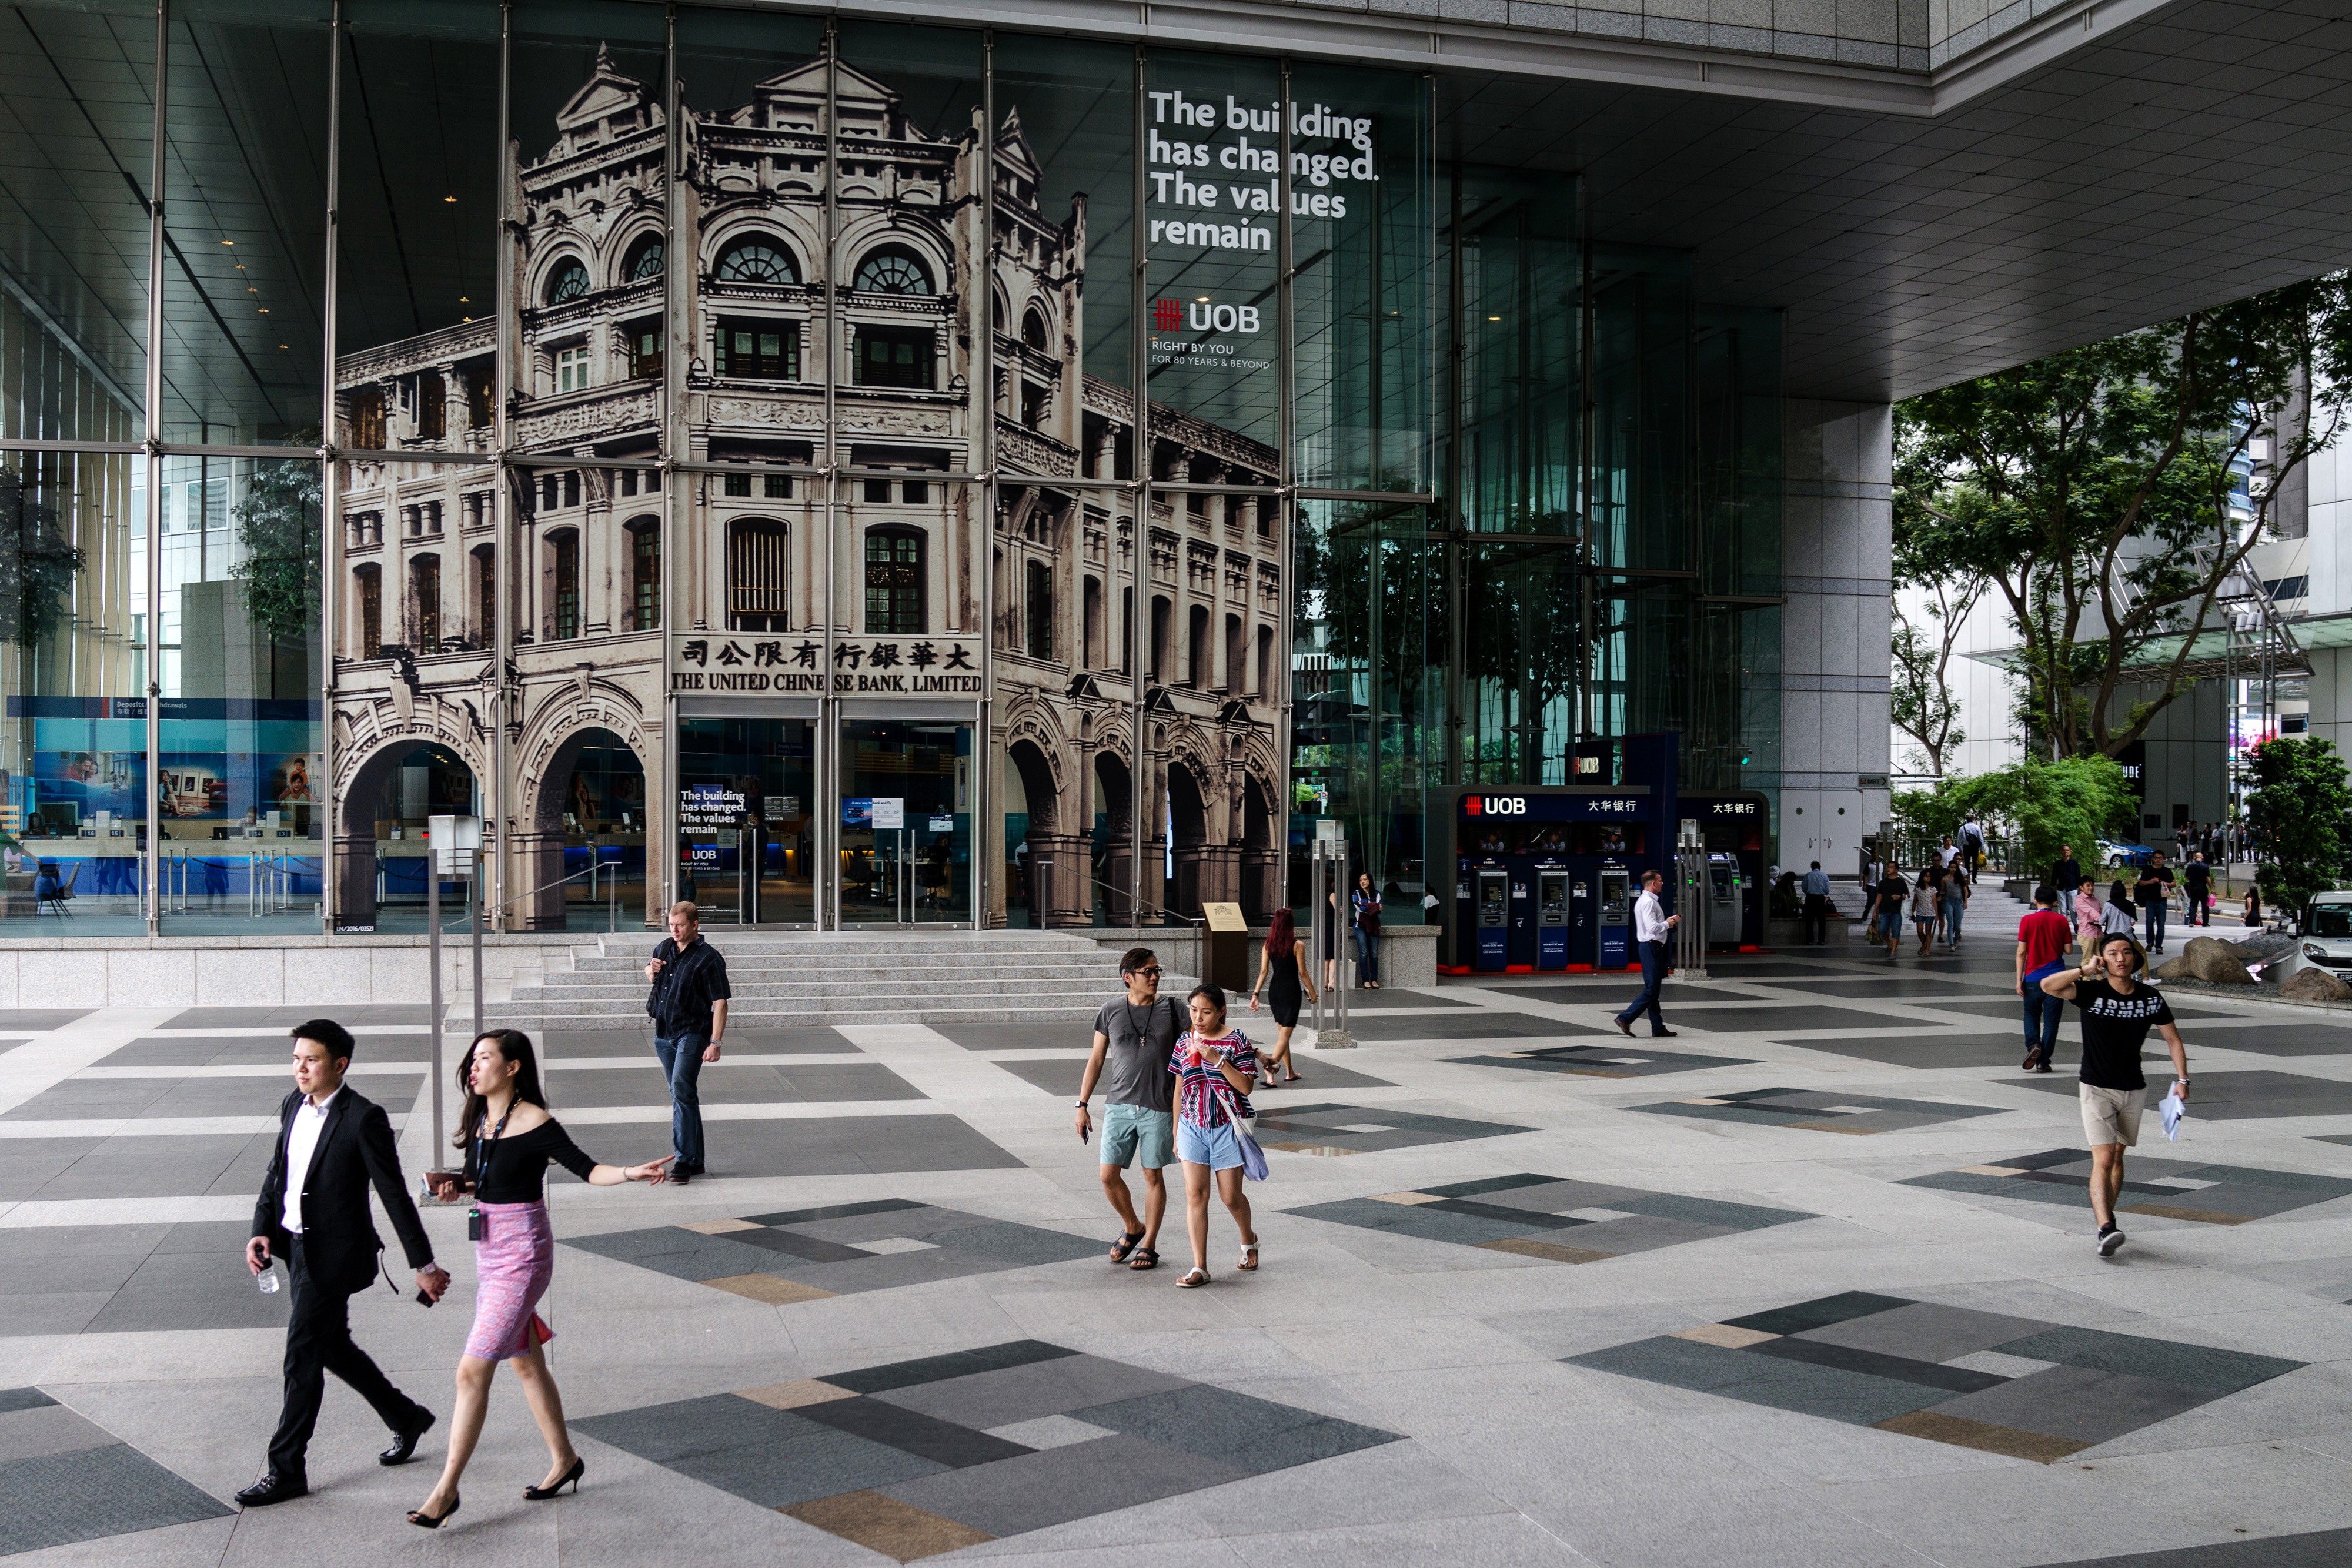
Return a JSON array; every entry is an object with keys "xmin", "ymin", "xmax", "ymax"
[
  {"xmin": 1465, "ymin": 796, "xmax": 1526, "ymax": 817},
  {"xmin": 1152, "ymin": 296, "xmax": 1261, "ymax": 334}
]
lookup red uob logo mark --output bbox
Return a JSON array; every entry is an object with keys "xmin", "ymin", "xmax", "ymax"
[{"xmin": 1151, "ymin": 297, "xmax": 1182, "ymax": 331}]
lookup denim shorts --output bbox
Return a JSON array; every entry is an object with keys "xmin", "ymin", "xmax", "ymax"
[
  {"xmin": 1175, "ymin": 1117, "xmax": 1244, "ymax": 1171},
  {"xmin": 1100, "ymin": 1102, "xmax": 1175, "ymax": 1169}
]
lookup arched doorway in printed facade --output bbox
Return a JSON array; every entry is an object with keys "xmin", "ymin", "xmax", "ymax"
[
  {"xmin": 1093, "ymin": 750, "xmax": 1133, "ymax": 924},
  {"xmin": 1240, "ymin": 773, "xmax": 1279, "ymax": 922},
  {"xmin": 335, "ymin": 741, "xmax": 479, "ymax": 934},
  {"xmin": 1006, "ymin": 737, "xmax": 1072, "ymax": 928},
  {"xmin": 1166, "ymin": 758, "xmax": 1236, "ymax": 922},
  {"xmin": 520, "ymin": 727, "xmax": 648, "ymax": 931}
]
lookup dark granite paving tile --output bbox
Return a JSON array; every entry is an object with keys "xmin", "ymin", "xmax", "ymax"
[
  {"xmin": 741, "ymin": 1198, "xmax": 930, "ymax": 1227},
  {"xmin": 937, "ymin": 1024, "xmax": 1096, "ymax": 1052},
  {"xmin": 1327, "ymin": 989, "xmax": 1471, "ymax": 1009},
  {"xmin": 0, "ymin": 1442, "xmax": 232, "ymax": 1554},
  {"xmin": 1692, "ymin": 961, "xmax": 1889, "ymax": 979},
  {"xmin": 1994, "ymin": 1326, "xmax": 2304, "ymax": 1395},
  {"xmin": 1745, "ymin": 1336, "xmax": 2008, "ymax": 1394},
  {"xmin": 1766, "ymin": 977, "xmax": 2020, "ymax": 998},
  {"xmin": 632, "ymin": 1112, "xmax": 1022, "ymax": 1179},
  {"xmin": 1660, "ymin": 1005, "xmax": 1892, "ymax": 1033},
  {"xmin": 990, "ymin": 1057, "xmax": 1094, "ymax": 1095},
  {"xmin": 1558, "ymin": 1215, "xmax": 1733, "ymax": 1256},
  {"xmin": 1417, "ymin": 1172, "xmax": 1570, "ymax": 1199},
  {"xmin": 1569, "ymin": 1336, "xmax": 1939, "ymax": 1426},
  {"xmin": 2023, "ymin": 1525, "xmax": 2352, "ymax": 1566},
  {"xmin": 2180, "ymin": 1162, "xmax": 2352, "ymax": 1196},
  {"xmin": 776, "ymin": 1246, "xmax": 1020, "ymax": 1296},
  {"xmin": 1452, "ymin": 1044, "xmax": 1759, "ymax": 1077},
  {"xmin": 1426, "ymin": 1197, "xmax": 1591, "ymax": 1229},
  {"xmin": 1238, "ymin": 1057, "xmax": 1398, "ymax": 1091},
  {"xmin": 1296, "ymin": 1199, "xmax": 1544, "ymax": 1248},
  {"xmin": 920, "ymin": 1222, "xmax": 1100, "ymax": 1268},
  {"xmin": 1800, "ymin": 1302, "xmax": 2054, "ymax": 1363},
  {"xmin": 0, "ymin": 1295, "xmax": 113, "ymax": 1338},
  {"xmin": 0, "ymin": 1011, "xmax": 93, "ymax": 1032},
  {"xmin": 82, "ymin": 1248, "xmax": 289, "ymax": 1334},
  {"xmin": 797, "ymin": 1395, "xmax": 1033, "ymax": 1469},
  {"xmin": 2006, "ymin": 1069, "xmax": 2352, "ymax": 1121},
  {"xmin": 730, "ymin": 1228, "xmax": 875, "ymax": 1264},
  {"xmin": 0, "ymin": 1141, "xmax": 122, "ymax": 1203},
  {"xmin": 2159, "ymin": 1022, "xmax": 2352, "ymax": 1057},
  {"xmin": 0, "ymin": 1403, "xmax": 121, "ymax": 1463},
  {"xmin": 0, "ymin": 1392, "xmax": 55, "ymax": 1416},
  {"xmin": 875, "ymin": 1354, "xmax": 1191, "ymax": 1430},
  {"xmin": 1339, "ymin": 1012, "xmax": 1613, "ymax": 1041},
  {"xmin": 1072, "ymin": 1383, "xmax": 1402, "ymax": 1473},
  {"xmin": 574, "ymin": 1391, "xmax": 831, "ymax": 1465},
  {"xmin": 1609, "ymin": 1192, "xmax": 1814, "ymax": 1230},
  {"xmin": 881, "ymin": 1432, "xmax": 1243, "ymax": 1540},
  {"xmin": 1726, "ymin": 1292, "xmax": 1915, "ymax": 1337},
  {"xmin": 714, "ymin": 1028, "xmax": 865, "ymax": 1055},
  {"xmin": 1505, "ymin": 984, "xmax": 1780, "ymax": 1005},
  {"xmin": 564, "ymin": 1226, "xmax": 787, "ymax": 1282},
  {"xmin": 164, "ymin": 1005, "xmax": 429, "ymax": 1028},
  {"xmin": 1920, "ymin": 1365, "xmax": 2211, "ymax": 1448},
  {"xmin": 1779, "ymin": 1032, "xmax": 2057, "ymax": 1068},
  {"xmin": 826, "ymin": 1340, "xmax": 1078, "ymax": 1396},
  {"xmin": 0, "ymin": 1233, "xmax": 156, "ymax": 1299}
]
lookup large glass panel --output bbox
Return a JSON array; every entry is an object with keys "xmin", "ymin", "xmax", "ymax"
[
  {"xmin": 1589, "ymin": 245, "xmax": 1692, "ymax": 574},
  {"xmin": 1461, "ymin": 536, "xmax": 1581, "ymax": 786},
  {"xmin": 1, "ymin": 450, "xmax": 144, "ymax": 932},
  {"xmin": 1289, "ymin": 60, "xmax": 1432, "ymax": 494},
  {"xmin": 335, "ymin": 0, "xmax": 500, "ymax": 462},
  {"xmin": 1140, "ymin": 49, "xmax": 1284, "ymax": 451},
  {"xmin": 677, "ymin": 714, "xmax": 816, "ymax": 927},
  {"xmin": 1445, "ymin": 165, "xmax": 1579, "ymax": 536},
  {"xmin": 0, "ymin": 1, "xmax": 153, "ymax": 438},
  {"xmin": 991, "ymin": 34, "xmax": 1135, "ymax": 480},
  {"xmin": 1697, "ymin": 305, "xmax": 1783, "ymax": 599},
  {"xmin": 840, "ymin": 716, "xmax": 970, "ymax": 925},
  {"xmin": 162, "ymin": 0, "xmax": 329, "ymax": 443},
  {"xmin": 156, "ymin": 454, "xmax": 322, "ymax": 931}
]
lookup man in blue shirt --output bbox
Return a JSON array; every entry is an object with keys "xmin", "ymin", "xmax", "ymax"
[{"xmin": 1800, "ymin": 861, "xmax": 1832, "ymax": 945}]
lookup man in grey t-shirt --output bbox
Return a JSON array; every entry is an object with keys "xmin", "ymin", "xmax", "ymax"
[{"xmin": 1074, "ymin": 946, "xmax": 1181, "ymax": 1271}]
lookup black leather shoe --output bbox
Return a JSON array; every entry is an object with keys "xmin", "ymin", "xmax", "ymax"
[
  {"xmin": 1650, "ymin": 1029, "xmax": 1678, "ymax": 1038},
  {"xmin": 669, "ymin": 1167, "xmax": 691, "ymax": 1186},
  {"xmin": 237, "ymin": 1470, "xmax": 308, "ymax": 1507},
  {"xmin": 381, "ymin": 1409, "xmax": 436, "ymax": 1466},
  {"xmin": 1615, "ymin": 1019, "xmax": 1634, "ymax": 1038}
]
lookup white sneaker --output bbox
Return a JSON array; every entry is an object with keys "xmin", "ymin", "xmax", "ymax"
[{"xmin": 2097, "ymin": 1224, "xmax": 2126, "ymax": 1256}]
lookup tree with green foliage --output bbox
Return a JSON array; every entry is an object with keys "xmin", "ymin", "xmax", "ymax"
[
  {"xmin": 2245, "ymin": 736, "xmax": 2352, "ymax": 918},
  {"xmin": 0, "ymin": 467, "xmax": 85, "ymax": 650},
  {"xmin": 1893, "ymin": 755, "xmax": 2136, "ymax": 875},
  {"xmin": 1894, "ymin": 274, "xmax": 2352, "ymax": 760},
  {"xmin": 229, "ymin": 450, "xmax": 322, "ymax": 648}
]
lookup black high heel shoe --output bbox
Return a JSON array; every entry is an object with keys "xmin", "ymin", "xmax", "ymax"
[
  {"xmin": 407, "ymin": 1493, "xmax": 459, "ymax": 1529},
  {"xmin": 525, "ymin": 1456, "xmax": 584, "ymax": 1500}
]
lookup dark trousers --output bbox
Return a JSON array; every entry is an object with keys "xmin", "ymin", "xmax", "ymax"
[
  {"xmin": 654, "ymin": 1032, "xmax": 709, "ymax": 1167},
  {"xmin": 1616, "ymin": 940, "xmax": 1668, "ymax": 1034},
  {"xmin": 2143, "ymin": 901, "xmax": 2167, "ymax": 948},
  {"xmin": 2022, "ymin": 989, "xmax": 2063, "ymax": 1067},
  {"xmin": 1800, "ymin": 894, "xmax": 1830, "ymax": 945},
  {"xmin": 2184, "ymin": 888, "xmax": 2206, "ymax": 926},
  {"xmin": 268, "ymin": 1235, "xmax": 422, "ymax": 1478}
]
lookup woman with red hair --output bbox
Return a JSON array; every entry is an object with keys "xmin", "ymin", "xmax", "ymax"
[{"xmin": 1247, "ymin": 907, "xmax": 1317, "ymax": 1084}]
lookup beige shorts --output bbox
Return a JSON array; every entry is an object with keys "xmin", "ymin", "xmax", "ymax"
[{"xmin": 2079, "ymin": 1082, "xmax": 2144, "ymax": 1148}]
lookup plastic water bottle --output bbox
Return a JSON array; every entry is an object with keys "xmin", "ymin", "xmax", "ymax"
[{"xmin": 257, "ymin": 1265, "xmax": 280, "ymax": 1295}]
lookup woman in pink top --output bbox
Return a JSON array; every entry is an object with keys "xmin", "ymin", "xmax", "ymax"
[{"xmin": 2073, "ymin": 875, "xmax": 2104, "ymax": 962}]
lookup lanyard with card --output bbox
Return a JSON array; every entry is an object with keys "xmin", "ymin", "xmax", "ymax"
[{"xmin": 468, "ymin": 1101, "xmax": 515, "ymax": 1242}]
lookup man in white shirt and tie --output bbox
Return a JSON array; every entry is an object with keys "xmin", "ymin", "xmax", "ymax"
[{"xmin": 1615, "ymin": 868, "xmax": 1681, "ymax": 1038}]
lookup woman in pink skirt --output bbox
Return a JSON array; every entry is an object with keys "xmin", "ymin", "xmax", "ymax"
[{"xmin": 409, "ymin": 1029, "xmax": 670, "ymax": 1528}]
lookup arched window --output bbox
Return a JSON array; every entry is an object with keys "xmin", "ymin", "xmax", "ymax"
[
  {"xmin": 864, "ymin": 526, "xmax": 926, "ymax": 634},
  {"xmin": 728, "ymin": 519, "xmax": 788, "ymax": 633},
  {"xmin": 854, "ymin": 245, "xmax": 931, "ymax": 295},
  {"xmin": 624, "ymin": 235, "xmax": 664, "ymax": 282},
  {"xmin": 1021, "ymin": 307, "xmax": 1048, "ymax": 349},
  {"xmin": 544, "ymin": 257, "xmax": 589, "ymax": 305},
  {"xmin": 713, "ymin": 236, "xmax": 799, "ymax": 285}
]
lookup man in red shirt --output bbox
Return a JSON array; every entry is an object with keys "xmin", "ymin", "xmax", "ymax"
[{"xmin": 2015, "ymin": 885, "xmax": 2074, "ymax": 1071}]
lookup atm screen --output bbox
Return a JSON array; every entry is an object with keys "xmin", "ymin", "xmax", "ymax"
[
  {"xmin": 1599, "ymin": 870, "xmax": 1629, "ymax": 924},
  {"xmin": 1478, "ymin": 872, "xmax": 1509, "ymax": 927},
  {"xmin": 1538, "ymin": 871, "xmax": 1568, "ymax": 924}
]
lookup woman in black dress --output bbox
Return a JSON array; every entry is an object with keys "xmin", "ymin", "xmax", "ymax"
[{"xmin": 1248, "ymin": 907, "xmax": 1317, "ymax": 1083}]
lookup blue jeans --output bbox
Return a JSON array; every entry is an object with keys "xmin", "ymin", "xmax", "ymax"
[
  {"xmin": 2022, "ymin": 979, "xmax": 2063, "ymax": 1066},
  {"xmin": 2143, "ymin": 901, "xmax": 2166, "ymax": 948},
  {"xmin": 1616, "ymin": 940, "xmax": 1668, "ymax": 1034},
  {"xmin": 1942, "ymin": 896, "xmax": 1964, "ymax": 945},
  {"xmin": 653, "ymin": 1033, "xmax": 709, "ymax": 1168},
  {"xmin": 1352, "ymin": 926, "xmax": 1379, "ymax": 984}
]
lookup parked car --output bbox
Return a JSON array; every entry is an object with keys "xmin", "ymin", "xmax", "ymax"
[
  {"xmin": 2293, "ymin": 891, "xmax": 2352, "ymax": 979},
  {"xmin": 2097, "ymin": 839, "xmax": 2156, "ymax": 868}
]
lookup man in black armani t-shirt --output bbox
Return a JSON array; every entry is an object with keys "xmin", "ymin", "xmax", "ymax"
[{"xmin": 2039, "ymin": 934, "xmax": 2190, "ymax": 1256}]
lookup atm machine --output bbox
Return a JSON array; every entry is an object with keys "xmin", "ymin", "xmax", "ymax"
[
  {"xmin": 1536, "ymin": 869, "xmax": 1571, "ymax": 969},
  {"xmin": 1706, "ymin": 854, "xmax": 1742, "ymax": 945},
  {"xmin": 1678, "ymin": 789, "xmax": 1770, "ymax": 949},
  {"xmin": 1475, "ymin": 867, "xmax": 1509, "ymax": 971},
  {"xmin": 1597, "ymin": 865, "xmax": 1632, "ymax": 969}
]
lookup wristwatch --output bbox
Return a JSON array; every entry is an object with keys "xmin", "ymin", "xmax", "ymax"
[{"xmin": 1073, "ymin": 1099, "xmax": 1088, "ymax": 1108}]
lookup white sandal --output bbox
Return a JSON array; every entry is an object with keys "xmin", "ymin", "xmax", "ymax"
[
  {"xmin": 1237, "ymin": 1242, "xmax": 1258, "ymax": 1272},
  {"xmin": 1176, "ymin": 1267, "xmax": 1211, "ymax": 1288}
]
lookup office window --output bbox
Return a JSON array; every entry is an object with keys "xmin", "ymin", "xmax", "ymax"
[
  {"xmin": 1188, "ymin": 604, "xmax": 1210, "ymax": 687},
  {"xmin": 418, "ymin": 375, "xmax": 445, "ymax": 439},
  {"xmin": 563, "ymin": 471, "xmax": 579, "ymax": 509},
  {"xmin": 864, "ymin": 527, "xmax": 926, "ymax": 634},
  {"xmin": 554, "ymin": 344, "xmax": 590, "ymax": 393},
  {"xmin": 724, "ymin": 472, "xmax": 751, "ymax": 497},
  {"xmin": 550, "ymin": 530, "xmax": 580, "ymax": 641},
  {"xmin": 713, "ymin": 235, "xmax": 798, "ymax": 284},
  {"xmin": 853, "ymin": 246, "xmax": 931, "ymax": 295},
  {"xmin": 475, "ymin": 547, "xmax": 496, "ymax": 643},
  {"xmin": 350, "ymin": 387, "xmax": 385, "ymax": 449},
  {"xmin": 713, "ymin": 316, "xmax": 796, "ymax": 379},
  {"xmin": 863, "ymin": 477, "xmax": 892, "ymax": 504},
  {"xmin": 1025, "ymin": 559, "xmax": 1053, "ymax": 660},
  {"xmin": 856, "ymin": 326, "xmax": 933, "ymax": 389},
  {"xmin": 412, "ymin": 556, "xmax": 441, "ymax": 650},
  {"xmin": 764, "ymin": 472, "xmax": 790, "ymax": 499},
  {"xmin": 1021, "ymin": 382, "xmax": 1049, "ymax": 429},
  {"xmin": 1083, "ymin": 576, "xmax": 1102, "ymax": 668},
  {"xmin": 356, "ymin": 564, "xmax": 382, "ymax": 659},
  {"xmin": 1257, "ymin": 624, "xmax": 1273, "ymax": 696},
  {"xmin": 465, "ymin": 366, "xmax": 493, "ymax": 429},
  {"xmin": 630, "ymin": 524, "xmax": 660, "ymax": 632},
  {"xmin": 1225, "ymin": 612, "xmax": 1243, "ymax": 694},
  {"xmin": 901, "ymin": 479, "xmax": 928, "ymax": 504},
  {"xmin": 729, "ymin": 519, "xmax": 789, "ymax": 632},
  {"xmin": 626, "ymin": 316, "xmax": 662, "ymax": 379},
  {"xmin": 1150, "ymin": 595, "xmax": 1170, "ymax": 681},
  {"xmin": 1121, "ymin": 586, "xmax": 1133, "ymax": 673}
]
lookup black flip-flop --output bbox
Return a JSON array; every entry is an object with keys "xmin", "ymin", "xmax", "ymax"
[
  {"xmin": 1127, "ymin": 1246, "xmax": 1158, "ymax": 1271},
  {"xmin": 1108, "ymin": 1231, "xmax": 1144, "ymax": 1264}
]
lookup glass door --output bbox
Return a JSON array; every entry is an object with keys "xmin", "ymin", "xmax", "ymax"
[
  {"xmin": 837, "ymin": 718, "xmax": 971, "ymax": 925},
  {"xmin": 677, "ymin": 715, "xmax": 817, "ymax": 925}
]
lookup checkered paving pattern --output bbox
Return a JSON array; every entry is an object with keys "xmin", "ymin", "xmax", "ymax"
[
  {"xmin": 1287, "ymin": 1173, "xmax": 1813, "ymax": 1264},
  {"xmin": 573, "ymin": 1339, "xmax": 1400, "ymax": 1560},
  {"xmin": 1633, "ymin": 1086, "xmax": 2003, "ymax": 1135},
  {"xmin": 1247, "ymin": 1101, "xmax": 1532, "ymax": 1157},
  {"xmin": 562, "ymin": 1199, "xmax": 1100, "ymax": 1305},
  {"xmin": 1449, "ymin": 1042, "xmax": 1757, "ymax": 1078},
  {"xmin": 1900, "ymin": 1149, "xmax": 2352, "ymax": 1226},
  {"xmin": 1570, "ymin": 1292, "xmax": 2304, "ymax": 1463},
  {"xmin": 0, "ymin": 1388, "xmax": 229, "ymax": 1554}
]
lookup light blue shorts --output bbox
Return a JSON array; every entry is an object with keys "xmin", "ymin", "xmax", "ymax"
[
  {"xmin": 1176, "ymin": 1117, "xmax": 1244, "ymax": 1171},
  {"xmin": 1100, "ymin": 1102, "xmax": 1175, "ymax": 1169}
]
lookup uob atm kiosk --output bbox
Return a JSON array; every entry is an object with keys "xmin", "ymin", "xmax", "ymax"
[
  {"xmin": 1676, "ymin": 789, "xmax": 1772, "ymax": 950},
  {"xmin": 1434, "ymin": 737, "xmax": 1681, "ymax": 974}
]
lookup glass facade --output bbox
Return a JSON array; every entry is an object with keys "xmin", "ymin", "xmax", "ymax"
[{"xmin": 0, "ymin": 0, "xmax": 1780, "ymax": 935}]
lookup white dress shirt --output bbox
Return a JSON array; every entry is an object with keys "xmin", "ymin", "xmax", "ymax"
[
  {"xmin": 280, "ymin": 1086, "xmax": 342, "ymax": 1235},
  {"xmin": 1633, "ymin": 888, "xmax": 1671, "ymax": 944}
]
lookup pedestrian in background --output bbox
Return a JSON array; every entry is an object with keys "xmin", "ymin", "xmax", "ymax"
[
  {"xmin": 1910, "ymin": 867, "xmax": 1942, "ymax": 956},
  {"xmin": 1866, "ymin": 862, "xmax": 1907, "ymax": 959},
  {"xmin": 1351, "ymin": 871, "xmax": 1383, "ymax": 989},
  {"xmin": 643, "ymin": 901, "xmax": 729, "ymax": 1186},
  {"xmin": 2073, "ymin": 875, "xmax": 2104, "ymax": 962},
  {"xmin": 2183, "ymin": 852, "xmax": 2211, "ymax": 927},
  {"xmin": 2016, "ymin": 886, "xmax": 2072, "ymax": 1072},
  {"xmin": 1942, "ymin": 858, "xmax": 1969, "ymax": 950},
  {"xmin": 2136, "ymin": 853, "xmax": 2173, "ymax": 954},
  {"xmin": 1800, "ymin": 861, "xmax": 1832, "ymax": 945},
  {"xmin": 1249, "ymin": 908, "xmax": 1316, "ymax": 1084},
  {"xmin": 1615, "ymin": 868, "xmax": 1681, "ymax": 1035},
  {"xmin": 2052, "ymin": 844, "xmax": 2083, "ymax": 902}
]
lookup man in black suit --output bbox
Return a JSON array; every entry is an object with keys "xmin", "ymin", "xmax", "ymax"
[{"xmin": 238, "ymin": 1019, "xmax": 450, "ymax": 1506}]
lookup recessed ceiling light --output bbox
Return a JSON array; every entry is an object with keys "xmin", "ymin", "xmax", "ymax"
[
  {"xmin": 220, "ymin": 239, "xmax": 234, "ymax": 246},
  {"xmin": 258, "ymin": 307, "xmax": 268, "ymax": 313},
  {"xmin": 443, "ymin": 195, "xmax": 456, "ymax": 203},
  {"xmin": 1196, "ymin": 296, "xmax": 1210, "ymax": 302},
  {"xmin": 459, "ymin": 297, "xmax": 469, "ymax": 303},
  {"xmin": 1488, "ymin": 315, "xmax": 1501, "ymax": 321}
]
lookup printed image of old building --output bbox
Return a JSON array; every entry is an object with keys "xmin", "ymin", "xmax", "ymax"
[{"xmin": 329, "ymin": 48, "xmax": 1282, "ymax": 929}]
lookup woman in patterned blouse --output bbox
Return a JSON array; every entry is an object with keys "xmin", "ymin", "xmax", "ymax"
[{"xmin": 1168, "ymin": 983, "xmax": 1261, "ymax": 1288}]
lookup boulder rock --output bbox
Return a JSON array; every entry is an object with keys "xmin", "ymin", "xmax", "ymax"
[
  {"xmin": 2230, "ymin": 931, "xmax": 2297, "ymax": 964},
  {"xmin": 2278, "ymin": 964, "xmax": 2352, "ymax": 1003},
  {"xmin": 2173, "ymin": 935, "xmax": 2256, "ymax": 986}
]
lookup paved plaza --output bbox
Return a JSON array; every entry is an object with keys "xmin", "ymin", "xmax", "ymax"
[{"xmin": 2, "ymin": 914, "xmax": 2351, "ymax": 1564}]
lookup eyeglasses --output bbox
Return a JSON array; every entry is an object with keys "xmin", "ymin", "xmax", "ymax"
[{"xmin": 1128, "ymin": 967, "xmax": 1162, "ymax": 978}]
